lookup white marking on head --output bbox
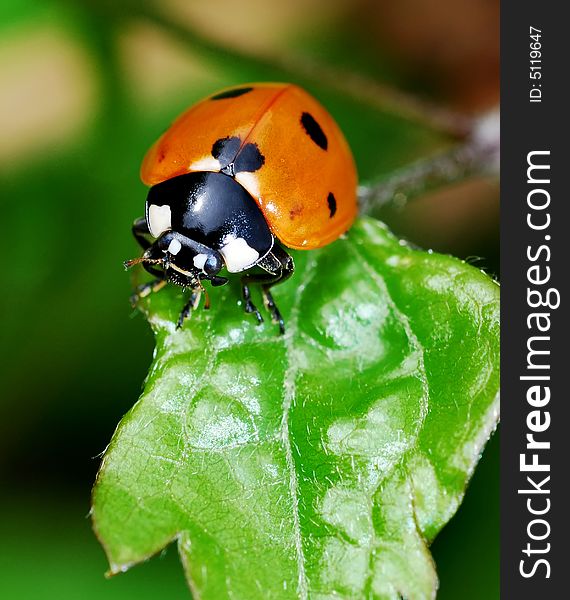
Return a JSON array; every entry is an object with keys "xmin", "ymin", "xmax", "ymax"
[
  {"xmin": 235, "ymin": 172, "xmax": 261, "ymax": 199},
  {"xmin": 167, "ymin": 238, "xmax": 182, "ymax": 255},
  {"xmin": 148, "ymin": 204, "xmax": 172, "ymax": 238},
  {"xmin": 219, "ymin": 234, "xmax": 259, "ymax": 273},
  {"xmin": 193, "ymin": 253, "xmax": 208, "ymax": 270},
  {"xmin": 189, "ymin": 156, "xmax": 221, "ymax": 172}
]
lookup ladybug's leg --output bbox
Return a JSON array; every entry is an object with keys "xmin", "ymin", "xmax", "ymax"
[
  {"xmin": 126, "ymin": 219, "xmax": 167, "ymax": 278},
  {"xmin": 240, "ymin": 281, "xmax": 264, "ymax": 326},
  {"xmin": 263, "ymin": 245, "xmax": 295, "ymax": 285},
  {"xmin": 132, "ymin": 217, "xmax": 152, "ymax": 250},
  {"xmin": 142, "ymin": 263, "xmax": 166, "ymax": 279},
  {"xmin": 130, "ymin": 278, "xmax": 167, "ymax": 306},
  {"xmin": 242, "ymin": 246, "xmax": 295, "ymax": 334},
  {"xmin": 261, "ymin": 247, "xmax": 294, "ymax": 334},
  {"xmin": 177, "ymin": 288, "xmax": 204, "ymax": 329},
  {"xmin": 126, "ymin": 220, "xmax": 167, "ymax": 302}
]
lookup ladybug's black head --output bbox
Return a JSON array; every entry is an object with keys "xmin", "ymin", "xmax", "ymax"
[
  {"xmin": 145, "ymin": 172, "xmax": 274, "ymax": 275},
  {"xmin": 125, "ymin": 230, "xmax": 228, "ymax": 288}
]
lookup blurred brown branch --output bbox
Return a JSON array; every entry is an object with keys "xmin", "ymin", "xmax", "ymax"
[
  {"xmin": 83, "ymin": 0, "xmax": 474, "ymax": 138},
  {"xmin": 358, "ymin": 109, "xmax": 499, "ymax": 214},
  {"xmin": 80, "ymin": 0, "xmax": 498, "ymax": 213}
]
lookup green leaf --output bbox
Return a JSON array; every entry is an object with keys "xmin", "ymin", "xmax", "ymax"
[{"xmin": 92, "ymin": 217, "xmax": 499, "ymax": 600}]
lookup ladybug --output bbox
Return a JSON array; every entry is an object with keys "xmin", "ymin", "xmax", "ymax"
[{"xmin": 125, "ymin": 83, "xmax": 357, "ymax": 333}]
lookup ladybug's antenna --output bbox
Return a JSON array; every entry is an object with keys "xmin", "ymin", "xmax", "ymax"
[
  {"xmin": 123, "ymin": 256, "xmax": 164, "ymax": 270},
  {"xmin": 200, "ymin": 282, "xmax": 211, "ymax": 310}
]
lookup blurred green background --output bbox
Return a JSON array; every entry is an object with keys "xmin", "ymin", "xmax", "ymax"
[{"xmin": 0, "ymin": 0, "xmax": 499, "ymax": 598}]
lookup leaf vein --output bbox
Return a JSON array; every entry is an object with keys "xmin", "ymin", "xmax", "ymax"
[{"xmin": 280, "ymin": 254, "xmax": 319, "ymax": 599}]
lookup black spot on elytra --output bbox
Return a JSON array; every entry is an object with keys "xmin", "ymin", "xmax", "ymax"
[
  {"xmin": 327, "ymin": 192, "xmax": 337, "ymax": 218},
  {"xmin": 210, "ymin": 86, "xmax": 254, "ymax": 100},
  {"xmin": 212, "ymin": 136, "xmax": 241, "ymax": 168},
  {"xmin": 211, "ymin": 136, "xmax": 265, "ymax": 176},
  {"xmin": 234, "ymin": 142, "xmax": 265, "ymax": 173},
  {"xmin": 301, "ymin": 112, "xmax": 328, "ymax": 150}
]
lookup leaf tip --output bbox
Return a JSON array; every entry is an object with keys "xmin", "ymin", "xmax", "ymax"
[{"xmin": 105, "ymin": 561, "xmax": 134, "ymax": 579}]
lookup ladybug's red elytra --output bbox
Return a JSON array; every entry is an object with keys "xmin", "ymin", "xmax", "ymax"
[{"xmin": 125, "ymin": 83, "xmax": 358, "ymax": 333}]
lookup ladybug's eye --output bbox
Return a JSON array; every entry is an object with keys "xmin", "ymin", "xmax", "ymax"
[
  {"xmin": 192, "ymin": 251, "xmax": 222, "ymax": 274},
  {"xmin": 204, "ymin": 254, "xmax": 222, "ymax": 275}
]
